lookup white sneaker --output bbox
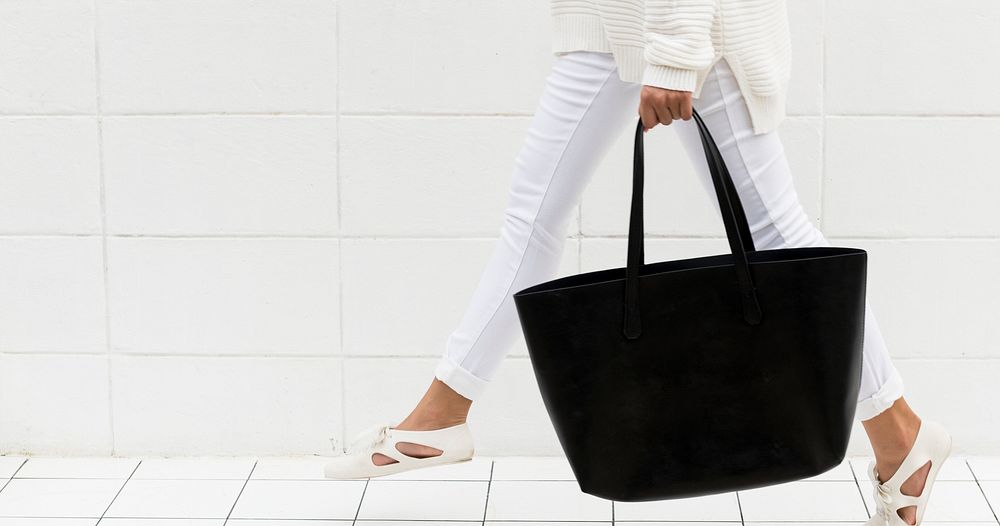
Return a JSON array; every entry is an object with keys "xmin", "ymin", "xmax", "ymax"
[
  {"xmin": 864, "ymin": 420, "xmax": 953, "ymax": 526},
  {"xmin": 323, "ymin": 421, "xmax": 475, "ymax": 479}
]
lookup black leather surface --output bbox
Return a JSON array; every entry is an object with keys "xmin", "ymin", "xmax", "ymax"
[{"xmin": 512, "ymin": 111, "xmax": 866, "ymax": 502}]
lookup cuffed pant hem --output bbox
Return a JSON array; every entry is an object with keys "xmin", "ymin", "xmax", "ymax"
[
  {"xmin": 433, "ymin": 355, "xmax": 490, "ymax": 402},
  {"xmin": 855, "ymin": 366, "xmax": 905, "ymax": 421}
]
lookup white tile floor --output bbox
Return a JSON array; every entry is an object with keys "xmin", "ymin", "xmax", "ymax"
[{"xmin": 0, "ymin": 455, "xmax": 998, "ymax": 525}]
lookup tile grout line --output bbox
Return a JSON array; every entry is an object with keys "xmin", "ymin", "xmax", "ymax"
[
  {"xmin": 0, "ymin": 458, "xmax": 28, "ymax": 495},
  {"xmin": 222, "ymin": 458, "xmax": 257, "ymax": 525},
  {"xmin": 968, "ymin": 458, "xmax": 1000, "ymax": 525},
  {"xmin": 351, "ymin": 478, "xmax": 370, "ymax": 525},
  {"xmin": 735, "ymin": 490, "xmax": 744, "ymax": 526},
  {"xmin": 849, "ymin": 456, "xmax": 871, "ymax": 519},
  {"xmin": 95, "ymin": 459, "xmax": 141, "ymax": 524},
  {"xmin": 481, "ymin": 459, "xmax": 495, "ymax": 525}
]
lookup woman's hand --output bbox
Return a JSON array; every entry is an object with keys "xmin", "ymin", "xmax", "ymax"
[{"xmin": 638, "ymin": 85, "xmax": 693, "ymax": 132}]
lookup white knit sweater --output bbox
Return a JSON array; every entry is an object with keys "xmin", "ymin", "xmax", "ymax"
[{"xmin": 550, "ymin": 0, "xmax": 791, "ymax": 134}]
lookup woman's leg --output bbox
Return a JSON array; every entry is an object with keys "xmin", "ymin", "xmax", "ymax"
[
  {"xmin": 672, "ymin": 57, "xmax": 906, "ymax": 421},
  {"xmin": 672, "ymin": 57, "xmax": 925, "ymax": 524},
  {"xmin": 391, "ymin": 51, "xmax": 640, "ymax": 440}
]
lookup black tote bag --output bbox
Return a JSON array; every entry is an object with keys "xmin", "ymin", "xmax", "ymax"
[{"xmin": 511, "ymin": 109, "xmax": 866, "ymax": 502}]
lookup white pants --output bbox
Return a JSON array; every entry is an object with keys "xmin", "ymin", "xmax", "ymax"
[{"xmin": 433, "ymin": 51, "xmax": 905, "ymax": 421}]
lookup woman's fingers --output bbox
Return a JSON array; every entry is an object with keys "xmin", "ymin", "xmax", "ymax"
[
  {"xmin": 638, "ymin": 85, "xmax": 693, "ymax": 131},
  {"xmin": 654, "ymin": 105, "xmax": 674, "ymax": 127},
  {"xmin": 680, "ymin": 95, "xmax": 693, "ymax": 121},
  {"xmin": 638, "ymin": 104, "xmax": 659, "ymax": 133}
]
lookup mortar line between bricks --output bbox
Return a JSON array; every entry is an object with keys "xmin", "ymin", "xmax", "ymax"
[
  {"xmin": 4, "ymin": 233, "xmax": 1000, "ymax": 241},
  {"xmin": 0, "ymin": 112, "xmax": 338, "ymax": 117},
  {"xmin": 5, "ymin": 112, "xmax": 1000, "ymax": 119},
  {"xmin": 818, "ymin": 0, "xmax": 827, "ymax": 232},
  {"xmin": 333, "ymin": 0, "xmax": 348, "ymax": 454},
  {"xmin": 1, "ymin": 352, "xmax": 997, "ymax": 362},
  {"xmin": 91, "ymin": 0, "xmax": 117, "ymax": 456}
]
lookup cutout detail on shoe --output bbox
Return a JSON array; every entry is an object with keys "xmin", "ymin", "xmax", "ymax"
[
  {"xmin": 895, "ymin": 459, "xmax": 932, "ymax": 525},
  {"xmin": 395, "ymin": 441, "xmax": 444, "ymax": 459},
  {"xmin": 371, "ymin": 452, "xmax": 399, "ymax": 466}
]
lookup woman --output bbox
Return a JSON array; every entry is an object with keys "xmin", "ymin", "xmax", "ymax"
[{"xmin": 325, "ymin": 1, "xmax": 953, "ymax": 524}]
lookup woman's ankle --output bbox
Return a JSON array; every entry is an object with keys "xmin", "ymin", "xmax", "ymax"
[
  {"xmin": 863, "ymin": 397, "xmax": 922, "ymax": 478},
  {"xmin": 396, "ymin": 378, "xmax": 472, "ymax": 430},
  {"xmin": 396, "ymin": 412, "xmax": 467, "ymax": 431}
]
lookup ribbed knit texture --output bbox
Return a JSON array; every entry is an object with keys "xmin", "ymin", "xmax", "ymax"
[{"xmin": 550, "ymin": 0, "xmax": 791, "ymax": 134}]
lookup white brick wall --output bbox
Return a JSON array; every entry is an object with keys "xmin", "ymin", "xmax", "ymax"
[{"xmin": 1, "ymin": 0, "xmax": 997, "ymax": 456}]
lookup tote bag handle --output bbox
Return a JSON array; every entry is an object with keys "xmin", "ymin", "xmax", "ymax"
[{"xmin": 623, "ymin": 109, "xmax": 763, "ymax": 339}]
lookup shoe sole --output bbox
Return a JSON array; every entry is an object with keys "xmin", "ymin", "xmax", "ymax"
[{"xmin": 323, "ymin": 454, "xmax": 475, "ymax": 480}]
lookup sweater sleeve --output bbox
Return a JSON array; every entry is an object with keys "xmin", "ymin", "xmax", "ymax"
[{"xmin": 641, "ymin": 0, "xmax": 717, "ymax": 92}]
